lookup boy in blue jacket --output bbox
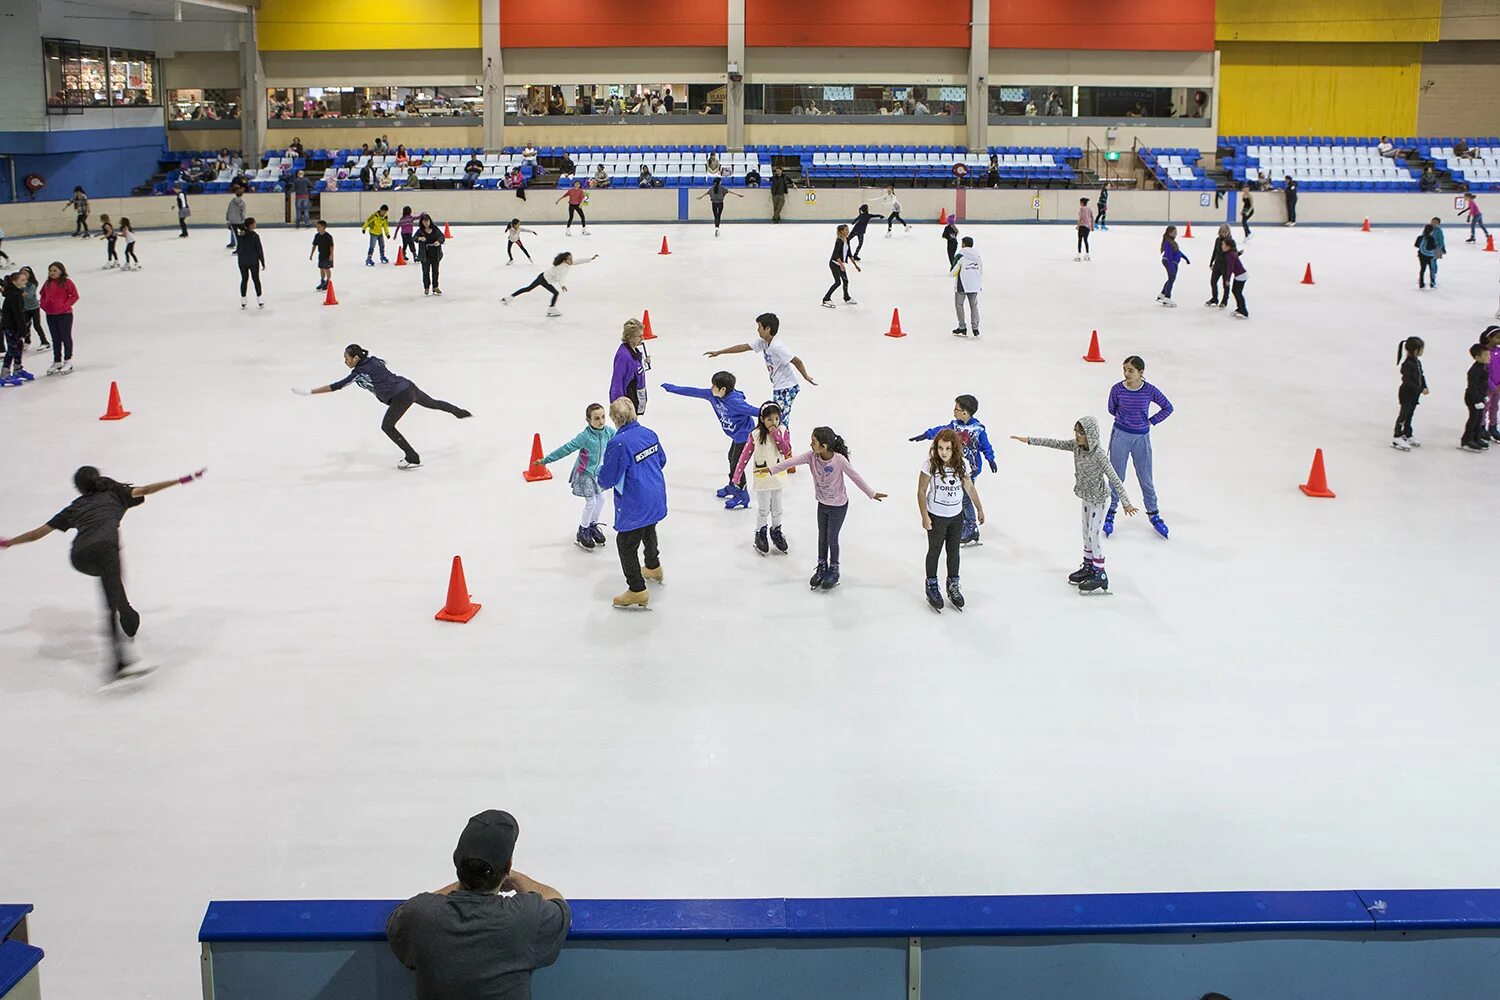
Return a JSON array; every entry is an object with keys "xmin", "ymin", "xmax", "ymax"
[
  {"xmin": 909, "ymin": 393, "xmax": 996, "ymax": 544},
  {"xmin": 597, "ymin": 398, "xmax": 668, "ymax": 609},
  {"xmin": 659, "ymin": 370, "xmax": 759, "ymax": 511}
]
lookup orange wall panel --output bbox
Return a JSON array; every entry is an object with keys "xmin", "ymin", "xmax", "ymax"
[
  {"xmin": 501, "ymin": 0, "xmax": 727, "ymax": 48},
  {"xmin": 747, "ymin": 0, "xmax": 971, "ymax": 48},
  {"xmin": 990, "ymin": 0, "xmax": 1214, "ymax": 51}
]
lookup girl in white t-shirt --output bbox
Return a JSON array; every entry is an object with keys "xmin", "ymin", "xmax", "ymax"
[
  {"xmin": 917, "ymin": 428, "xmax": 984, "ymax": 611},
  {"xmin": 733, "ymin": 400, "xmax": 793, "ymax": 555},
  {"xmin": 501, "ymin": 250, "xmax": 597, "ymax": 317}
]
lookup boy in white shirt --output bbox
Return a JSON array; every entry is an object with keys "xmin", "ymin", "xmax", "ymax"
[
  {"xmin": 704, "ymin": 312, "xmax": 818, "ymax": 429},
  {"xmin": 950, "ymin": 236, "xmax": 983, "ymax": 337}
]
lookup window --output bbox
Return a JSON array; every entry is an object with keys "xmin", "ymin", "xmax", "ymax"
[
  {"xmin": 746, "ymin": 84, "xmax": 966, "ymax": 117},
  {"xmin": 988, "ymin": 85, "xmax": 1073, "ymax": 117},
  {"xmin": 109, "ymin": 48, "xmax": 158, "ymax": 105},
  {"xmin": 44, "ymin": 39, "xmax": 108, "ymax": 110},
  {"xmin": 266, "ymin": 86, "xmax": 483, "ymax": 119},
  {"xmin": 504, "ymin": 84, "xmax": 704, "ymax": 117},
  {"xmin": 168, "ymin": 89, "xmax": 240, "ymax": 121},
  {"xmin": 988, "ymin": 85, "xmax": 1211, "ymax": 122}
]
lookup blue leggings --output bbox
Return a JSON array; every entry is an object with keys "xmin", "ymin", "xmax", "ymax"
[
  {"xmin": 1160, "ymin": 261, "xmax": 1179, "ymax": 299},
  {"xmin": 1108, "ymin": 426, "xmax": 1158, "ymax": 513}
]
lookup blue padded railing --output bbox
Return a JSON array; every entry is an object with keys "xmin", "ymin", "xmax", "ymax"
[
  {"xmin": 0, "ymin": 907, "xmax": 30, "ymax": 943},
  {"xmin": 0, "ymin": 941, "xmax": 44, "ymax": 998}
]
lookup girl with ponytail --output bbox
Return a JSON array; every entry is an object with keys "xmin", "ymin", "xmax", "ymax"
[
  {"xmin": 766, "ymin": 425, "xmax": 886, "ymax": 591},
  {"xmin": 1393, "ymin": 336, "xmax": 1427, "ymax": 450}
]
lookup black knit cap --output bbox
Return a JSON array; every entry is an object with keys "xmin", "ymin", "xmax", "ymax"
[{"xmin": 453, "ymin": 810, "xmax": 518, "ymax": 872}]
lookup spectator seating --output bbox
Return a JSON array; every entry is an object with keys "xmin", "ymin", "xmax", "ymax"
[
  {"xmin": 571, "ymin": 149, "xmax": 766, "ymax": 187},
  {"xmin": 1418, "ymin": 139, "xmax": 1500, "ymax": 192},
  {"xmin": 323, "ymin": 145, "xmax": 762, "ymax": 190},
  {"xmin": 796, "ymin": 145, "xmax": 1078, "ymax": 183},
  {"xmin": 1138, "ymin": 147, "xmax": 1212, "ymax": 190},
  {"xmin": 1218, "ymin": 136, "xmax": 1420, "ymax": 190}
]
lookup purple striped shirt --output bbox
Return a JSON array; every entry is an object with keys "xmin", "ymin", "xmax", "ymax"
[{"xmin": 1107, "ymin": 380, "xmax": 1173, "ymax": 433}]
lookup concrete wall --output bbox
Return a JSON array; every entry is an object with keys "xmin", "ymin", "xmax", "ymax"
[
  {"xmin": 316, "ymin": 188, "xmax": 680, "ymax": 225},
  {"xmin": 0, "ymin": 192, "xmax": 285, "ymax": 235},
  {"xmin": 1416, "ymin": 41, "xmax": 1500, "ymax": 136}
]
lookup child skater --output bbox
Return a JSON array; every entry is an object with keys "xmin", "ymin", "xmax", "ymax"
[
  {"xmin": 1095, "ymin": 186, "xmax": 1109, "ymax": 231},
  {"xmin": 698, "ymin": 176, "xmax": 742, "ymax": 237},
  {"xmin": 1075, "ymin": 197, "xmax": 1094, "ymax": 261},
  {"xmin": 1011, "ymin": 417, "xmax": 1137, "ymax": 595},
  {"xmin": 1392, "ymin": 335, "xmax": 1427, "ymax": 451},
  {"xmin": 119, "ymin": 217, "xmax": 139, "ymax": 270},
  {"xmin": 659, "ymin": 370, "xmax": 759, "ymax": 510},
  {"xmin": 917, "ymin": 428, "xmax": 985, "ymax": 612},
  {"xmin": 767, "ymin": 426, "xmax": 886, "ymax": 590},
  {"xmin": 1104, "ymin": 356, "xmax": 1173, "ymax": 539},
  {"xmin": 1206, "ymin": 223, "xmax": 1231, "ymax": 306},
  {"xmin": 820, "ymin": 224, "xmax": 859, "ymax": 308},
  {"xmin": 872, "ymin": 185, "xmax": 911, "ymax": 235},
  {"xmin": 0, "ymin": 463, "xmax": 206, "ymax": 682},
  {"xmin": 362, "ymin": 204, "xmax": 391, "ymax": 265},
  {"xmin": 733, "ymin": 400, "xmax": 793, "ymax": 555},
  {"xmin": 39, "ymin": 261, "xmax": 77, "ymax": 375},
  {"xmin": 1462, "ymin": 341, "xmax": 1492, "ymax": 451},
  {"xmin": 557, "ymin": 181, "xmax": 590, "ymax": 236},
  {"xmin": 849, "ymin": 204, "xmax": 884, "ymax": 261},
  {"xmin": 533, "ymin": 402, "xmax": 616, "ymax": 550},
  {"xmin": 99, "ymin": 217, "xmax": 119, "ymax": 269},
  {"xmin": 310, "ymin": 219, "xmax": 334, "ymax": 291},
  {"xmin": 949, "ymin": 237, "xmax": 982, "ymax": 338},
  {"xmin": 1239, "ymin": 183, "xmax": 1254, "ymax": 240},
  {"xmin": 1484, "ymin": 326, "xmax": 1500, "ymax": 442},
  {"xmin": 705, "ymin": 312, "xmax": 818, "ymax": 431},
  {"xmin": 396, "ymin": 205, "xmax": 417, "ymax": 261},
  {"xmin": 293, "ymin": 343, "xmax": 471, "ymax": 469},
  {"xmin": 502, "ymin": 250, "xmax": 597, "ymax": 317},
  {"xmin": 1157, "ymin": 225, "xmax": 1190, "ymax": 307},
  {"xmin": 908, "ymin": 393, "xmax": 996, "ymax": 544},
  {"xmin": 19, "ymin": 266, "xmax": 48, "ymax": 353},
  {"xmin": 1223, "ymin": 235, "xmax": 1248, "ymax": 318},
  {"xmin": 1460, "ymin": 192, "xmax": 1490, "ymax": 244},
  {"xmin": 1, "ymin": 270, "xmax": 31, "ymax": 385},
  {"xmin": 504, "ymin": 218, "xmax": 537, "ymax": 265},
  {"xmin": 941, "ymin": 216, "xmax": 960, "ymax": 266}
]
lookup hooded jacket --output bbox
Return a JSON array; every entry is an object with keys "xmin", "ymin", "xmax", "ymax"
[
  {"xmin": 597, "ymin": 420, "xmax": 668, "ymax": 532},
  {"xmin": 541, "ymin": 423, "xmax": 616, "ymax": 480},
  {"xmin": 1025, "ymin": 415, "xmax": 1132, "ymax": 507},
  {"xmin": 659, "ymin": 383, "xmax": 758, "ymax": 441}
]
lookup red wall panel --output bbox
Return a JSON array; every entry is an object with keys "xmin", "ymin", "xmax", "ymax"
[
  {"xmin": 747, "ymin": 0, "xmax": 972, "ymax": 48},
  {"xmin": 989, "ymin": 0, "xmax": 1214, "ymax": 51},
  {"xmin": 501, "ymin": 0, "xmax": 727, "ymax": 48}
]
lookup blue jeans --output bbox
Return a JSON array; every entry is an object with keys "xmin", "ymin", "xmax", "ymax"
[
  {"xmin": 295, "ymin": 197, "xmax": 310, "ymax": 226},
  {"xmin": 1108, "ymin": 426, "xmax": 1157, "ymax": 513},
  {"xmin": 773, "ymin": 384, "xmax": 800, "ymax": 429},
  {"xmin": 1160, "ymin": 261, "xmax": 1178, "ymax": 298},
  {"xmin": 1471, "ymin": 213, "xmax": 1490, "ymax": 240},
  {"xmin": 367, "ymin": 233, "xmax": 386, "ymax": 259}
]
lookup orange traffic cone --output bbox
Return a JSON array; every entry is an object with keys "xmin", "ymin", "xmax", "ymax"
[
  {"xmin": 658, "ymin": 236, "xmax": 672, "ymax": 255},
  {"xmin": 938, "ymin": 207, "xmax": 949, "ymax": 225},
  {"xmin": 99, "ymin": 381, "xmax": 130, "ymax": 421},
  {"xmin": 522, "ymin": 433, "xmax": 552, "ymax": 482},
  {"xmin": 1298, "ymin": 448, "xmax": 1336, "ymax": 498},
  {"xmin": 1361, "ymin": 217, "xmax": 1371, "ymax": 233},
  {"xmin": 1486, "ymin": 234, "xmax": 1496, "ymax": 253},
  {"xmin": 642, "ymin": 310, "xmax": 657, "ymax": 340},
  {"xmin": 1082, "ymin": 330, "xmax": 1104, "ymax": 363},
  {"xmin": 443, "ymin": 222, "xmax": 454, "ymax": 239},
  {"xmin": 323, "ymin": 280, "xmax": 339, "ymax": 306},
  {"xmin": 434, "ymin": 555, "xmax": 482, "ymax": 623},
  {"xmin": 1300, "ymin": 263, "xmax": 1315, "ymax": 285},
  {"xmin": 885, "ymin": 308, "xmax": 906, "ymax": 338},
  {"xmin": 394, "ymin": 246, "xmax": 407, "ymax": 266},
  {"xmin": 1183, "ymin": 220, "xmax": 1193, "ymax": 238}
]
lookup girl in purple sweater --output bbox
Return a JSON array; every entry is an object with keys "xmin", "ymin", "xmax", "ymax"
[
  {"xmin": 1157, "ymin": 226, "xmax": 1190, "ymax": 307},
  {"xmin": 768, "ymin": 426, "xmax": 887, "ymax": 591},
  {"xmin": 1105, "ymin": 356, "xmax": 1173, "ymax": 539}
]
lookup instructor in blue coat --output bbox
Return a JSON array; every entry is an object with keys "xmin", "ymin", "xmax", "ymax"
[{"xmin": 597, "ymin": 397, "xmax": 667, "ymax": 609}]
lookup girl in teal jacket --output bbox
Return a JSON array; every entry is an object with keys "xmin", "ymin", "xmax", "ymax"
[{"xmin": 534, "ymin": 402, "xmax": 617, "ymax": 550}]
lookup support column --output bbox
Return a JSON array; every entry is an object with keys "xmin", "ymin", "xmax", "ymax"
[
  {"xmin": 967, "ymin": 0, "xmax": 989, "ymax": 152},
  {"xmin": 239, "ymin": 11, "xmax": 266, "ymax": 161},
  {"xmin": 482, "ymin": 0, "xmax": 503, "ymax": 149},
  {"xmin": 726, "ymin": 0, "xmax": 745, "ymax": 150}
]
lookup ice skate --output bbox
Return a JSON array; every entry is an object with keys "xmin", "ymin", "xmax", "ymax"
[
  {"xmin": 959, "ymin": 530, "xmax": 981, "ymax": 546},
  {"xmin": 1078, "ymin": 573, "xmax": 1111, "ymax": 595},
  {"xmin": 716, "ymin": 482, "xmax": 735, "ymax": 498},
  {"xmin": 1161, "ymin": 298, "xmax": 1178, "ymax": 308},
  {"xmin": 809, "ymin": 563, "xmax": 828, "ymax": 589},
  {"xmin": 1068, "ymin": 561, "xmax": 1094, "ymax": 586},
  {"xmin": 754, "ymin": 526, "xmax": 770, "ymax": 555},
  {"xmin": 1148, "ymin": 512, "xmax": 1169, "ymax": 539},
  {"xmin": 1232, "ymin": 311, "xmax": 1247, "ymax": 320},
  {"xmin": 581, "ymin": 229, "xmax": 591, "ymax": 236},
  {"xmin": 770, "ymin": 526, "xmax": 788, "ymax": 554},
  {"xmin": 1406, "ymin": 437, "xmax": 1421, "ymax": 448},
  {"xmin": 946, "ymin": 578, "xmax": 965, "ymax": 610},
  {"xmin": 589, "ymin": 523, "xmax": 606, "ymax": 545},
  {"xmin": 925, "ymin": 578, "xmax": 944, "ymax": 612},
  {"xmin": 1083, "ymin": 254, "xmax": 1090, "ymax": 261},
  {"xmin": 365, "ymin": 258, "xmax": 375, "ymax": 267},
  {"xmin": 724, "ymin": 485, "xmax": 749, "ymax": 510},
  {"xmin": 642, "ymin": 565, "xmax": 664, "ymax": 583},
  {"xmin": 433, "ymin": 288, "xmax": 442, "ymax": 295},
  {"xmin": 820, "ymin": 565, "xmax": 840, "ymax": 590},
  {"xmin": 843, "ymin": 298, "xmax": 857, "ymax": 306},
  {"xmin": 575, "ymin": 526, "xmax": 596, "ymax": 551},
  {"xmin": 240, "ymin": 298, "xmax": 246, "ymax": 309},
  {"xmin": 612, "ymin": 589, "xmax": 649, "ymax": 609},
  {"xmin": 1391, "ymin": 438, "xmax": 1411, "ymax": 451},
  {"xmin": 953, "ymin": 326, "xmax": 968, "ymax": 337},
  {"xmin": 1074, "ymin": 255, "xmax": 1082, "ymax": 262},
  {"xmin": 971, "ymin": 327, "xmax": 980, "ymax": 339},
  {"xmin": 821, "ymin": 300, "xmax": 836, "ymax": 309},
  {"xmin": 500, "ymin": 296, "xmax": 510, "ymax": 305},
  {"xmin": 45, "ymin": 361, "xmax": 62, "ymax": 375},
  {"xmin": 397, "ymin": 458, "xmax": 421, "ymax": 469},
  {"xmin": 257, "ymin": 298, "xmax": 265, "ymax": 309},
  {"xmin": 57, "ymin": 361, "xmax": 73, "ymax": 375},
  {"xmin": 380, "ymin": 256, "xmax": 389, "ymax": 264},
  {"xmin": 13, "ymin": 368, "xmax": 34, "ymax": 381},
  {"xmin": 546, "ymin": 308, "xmax": 562, "ymax": 317}
]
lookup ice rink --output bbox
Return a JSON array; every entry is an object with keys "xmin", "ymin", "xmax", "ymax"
[{"xmin": 2, "ymin": 215, "xmax": 1498, "ymax": 999}]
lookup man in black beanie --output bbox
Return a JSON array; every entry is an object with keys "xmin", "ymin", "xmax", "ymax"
[{"xmin": 388, "ymin": 810, "xmax": 571, "ymax": 999}]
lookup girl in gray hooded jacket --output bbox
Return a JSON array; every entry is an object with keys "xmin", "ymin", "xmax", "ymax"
[{"xmin": 1012, "ymin": 416, "xmax": 1137, "ymax": 595}]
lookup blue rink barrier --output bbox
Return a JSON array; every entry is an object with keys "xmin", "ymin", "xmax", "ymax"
[
  {"xmin": 199, "ymin": 889, "xmax": 1500, "ymax": 1000},
  {"xmin": 0, "ymin": 904, "xmax": 43, "ymax": 1000}
]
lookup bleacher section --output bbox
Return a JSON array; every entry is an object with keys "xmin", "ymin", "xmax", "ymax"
[
  {"xmin": 1419, "ymin": 139, "xmax": 1500, "ymax": 192},
  {"xmin": 795, "ymin": 145, "xmax": 1079, "ymax": 185},
  {"xmin": 1138, "ymin": 148, "xmax": 1212, "ymax": 190},
  {"xmin": 1218, "ymin": 136, "xmax": 1420, "ymax": 190}
]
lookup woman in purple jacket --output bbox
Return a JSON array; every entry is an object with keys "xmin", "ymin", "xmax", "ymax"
[{"xmin": 609, "ymin": 318, "xmax": 650, "ymax": 415}]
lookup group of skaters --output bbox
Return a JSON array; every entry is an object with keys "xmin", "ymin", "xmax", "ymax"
[{"xmin": 1, "ymin": 260, "xmax": 80, "ymax": 384}]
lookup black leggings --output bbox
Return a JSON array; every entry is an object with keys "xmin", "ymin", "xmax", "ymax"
[
  {"xmin": 851, "ymin": 231, "xmax": 866, "ymax": 258},
  {"xmin": 616, "ymin": 523, "xmax": 660, "ymax": 593},
  {"xmin": 71, "ymin": 541, "xmax": 138, "ymax": 671},
  {"xmin": 1241, "ymin": 207, "xmax": 1253, "ymax": 239},
  {"xmin": 106, "ymin": 238, "xmax": 118, "ymax": 262},
  {"xmin": 179, "ymin": 215, "xmax": 189, "ymax": 237},
  {"xmin": 1209, "ymin": 264, "xmax": 1229, "ymax": 303},
  {"xmin": 1418, "ymin": 254, "xmax": 1435, "ymax": 287},
  {"xmin": 47, "ymin": 313, "xmax": 73, "ymax": 362},
  {"xmin": 402, "ymin": 233, "xmax": 417, "ymax": 259},
  {"xmin": 421, "ymin": 255, "xmax": 442, "ymax": 290},
  {"xmin": 728, "ymin": 439, "xmax": 747, "ymax": 486},
  {"xmin": 1394, "ymin": 396, "xmax": 1418, "ymax": 439},
  {"xmin": 822, "ymin": 262, "xmax": 850, "ymax": 303},
  {"xmin": 1231, "ymin": 278, "xmax": 1247, "ymax": 316},
  {"xmin": 711, "ymin": 202, "xmax": 724, "ymax": 226},
  {"xmin": 25, "ymin": 308, "xmax": 45, "ymax": 342},
  {"xmin": 381, "ymin": 384, "xmax": 467, "ymax": 463},
  {"xmin": 507, "ymin": 240, "xmax": 532, "ymax": 262},
  {"xmin": 1076, "ymin": 226, "xmax": 1090, "ymax": 253},
  {"xmin": 513, "ymin": 273, "xmax": 560, "ymax": 306},
  {"xmin": 239, "ymin": 263, "xmax": 262, "ymax": 297},
  {"xmin": 75, "ymin": 212, "xmax": 90, "ymax": 236},
  {"xmin": 817, "ymin": 502, "xmax": 849, "ymax": 566},
  {"xmin": 946, "ymin": 238, "xmax": 957, "ymax": 266},
  {"xmin": 887, "ymin": 211, "xmax": 906, "ymax": 231},
  {"xmin": 566, "ymin": 203, "xmax": 586, "ymax": 228},
  {"xmin": 1096, "ymin": 203, "xmax": 1108, "ymax": 227},
  {"xmin": 925, "ymin": 513, "xmax": 963, "ymax": 580},
  {"xmin": 125, "ymin": 243, "xmax": 139, "ymax": 264}
]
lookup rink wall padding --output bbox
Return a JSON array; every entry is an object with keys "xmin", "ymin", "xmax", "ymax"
[
  {"xmin": 0, "ymin": 193, "xmax": 286, "ymax": 238},
  {"xmin": 199, "ymin": 890, "xmax": 1500, "ymax": 1000},
  {"xmin": 0, "ymin": 906, "xmax": 41, "ymax": 1000}
]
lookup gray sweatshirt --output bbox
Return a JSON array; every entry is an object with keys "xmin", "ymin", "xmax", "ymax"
[
  {"xmin": 1026, "ymin": 415, "xmax": 1131, "ymax": 507},
  {"xmin": 225, "ymin": 196, "xmax": 246, "ymax": 225}
]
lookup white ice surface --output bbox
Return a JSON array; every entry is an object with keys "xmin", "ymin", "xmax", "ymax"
[{"xmin": 2, "ymin": 218, "xmax": 1499, "ymax": 1000}]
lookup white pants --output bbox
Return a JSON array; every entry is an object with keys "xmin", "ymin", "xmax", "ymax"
[
  {"xmin": 1081, "ymin": 500, "xmax": 1107, "ymax": 572},
  {"xmin": 755, "ymin": 490, "xmax": 784, "ymax": 529},
  {"xmin": 580, "ymin": 492, "xmax": 605, "ymax": 528}
]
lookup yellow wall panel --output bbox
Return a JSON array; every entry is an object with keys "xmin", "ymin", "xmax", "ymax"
[
  {"xmin": 1217, "ymin": 0, "xmax": 1439, "ymax": 43},
  {"xmin": 1218, "ymin": 41, "xmax": 1419, "ymax": 136},
  {"xmin": 258, "ymin": 0, "xmax": 480, "ymax": 51}
]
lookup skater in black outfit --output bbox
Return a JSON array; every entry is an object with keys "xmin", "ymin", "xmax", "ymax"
[
  {"xmin": 821, "ymin": 225, "xmax": 859, "ymax": 308},
  {"xmin": 1206, "ymin": 223, "xmax": 1231, "ymax": 306},
  {"xmin": 236, "ymin": 217, "xmax": 266, "ymax": 308},
  {"xmin": 413, "ymin": 213, "xmax": 445, "ymax": 295},
  {"xmin": 848, "ymin": 204, "xmax": 884, "ymax": 260},
  {"xmin": 1239, "ymin": 184, "xmax": 1254, "ymax": 240},
  {"xmin": 1461, "ymin": 342, "xmax": 1492, "ymax": 452},
  {"xmin": 1391, "ymin": 336, "xmax": 1427, "ymax": 450},
  {"xmin": 0, "ymin": 464, "xmax": 206, "ymax": 680},
  {"xmin": 941, "ymin": 218, "xmax": 959, "ymax": 266},
  {"xmin": 1282, "ymin": 176, "xmax": 1298, "ymax": 226},
  {"xmin": 295, "ymin": 344, "xmax": 470, "ymax": 469}
]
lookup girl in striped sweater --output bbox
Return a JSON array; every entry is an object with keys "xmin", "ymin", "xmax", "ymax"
[
  {"xmin": 1104, "ymin": 356, "xmax": 1173, "ymax": 538},
  {"xmin": 532, "ymin": 402, "xmax": 617, "ymax": 550}
]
